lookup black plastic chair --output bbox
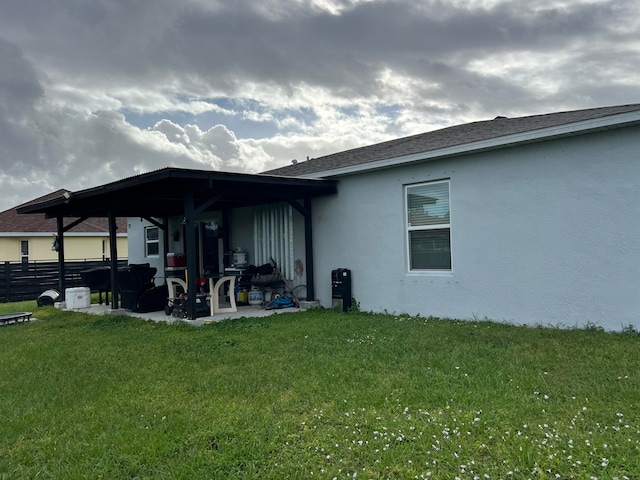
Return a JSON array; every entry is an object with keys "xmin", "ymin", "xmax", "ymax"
[{"xmin": 117, "ymin": 264, "xmax": 167, "ymax": 312}]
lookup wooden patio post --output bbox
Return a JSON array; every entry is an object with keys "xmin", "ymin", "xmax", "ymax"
[
  {"xmin": 183, "ymin": 192, "xmax": 198, "ymax": 320},
  {"xmin": 56, "ymin": 216, "xmax": 66, "ymax": 301},
  {"xmin": 303, "ymin": 197, "xmax": 315, "ymax": 301},
  {"xmin": 108, "ymin": 213, "xmax": 119, "ymax": 309}
]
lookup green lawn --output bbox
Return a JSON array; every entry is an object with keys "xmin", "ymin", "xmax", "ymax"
[{"xmin": 1, "ymin": 303, "xmax": 639, "ymax": 479}]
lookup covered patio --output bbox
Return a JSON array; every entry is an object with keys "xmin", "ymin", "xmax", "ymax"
[{"xmin": 18, "ymin": 168, "xmax": 337, "ymax": 319}]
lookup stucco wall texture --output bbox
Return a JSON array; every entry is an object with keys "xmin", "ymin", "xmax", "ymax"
[{"xmin": 311, "ymin": 126, "xmax": 640, "ymax": 331}]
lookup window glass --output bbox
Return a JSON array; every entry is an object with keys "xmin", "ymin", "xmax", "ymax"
[
  {"xmin": 20, "ymin": 240, "xmax": 29, "ymax": 263},
  {"xmin": 145, "ymin": 227, "xmax": 159, "ymax": 256},
  {"xmin": 407, "ymin": 182, "xmax": 450, "ymax": 226},
  {"xmin": 409, "ymin": 229, "xmax": 451, "ymax": 270},
  {"xmin": 406, "ymin": 180, "xmax": 451, "ymax": 271}
]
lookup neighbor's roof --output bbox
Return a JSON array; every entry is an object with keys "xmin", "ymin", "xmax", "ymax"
[
  {"xmin": 265, "ymin": 103, "xmax": 640, "ymax": 177},
  {"xmin": 1, "ymin": 189, "xmax": 128, "ymax": 234}
]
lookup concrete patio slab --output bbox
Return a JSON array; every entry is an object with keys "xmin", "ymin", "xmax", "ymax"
[{"xmin": 63, "ymin": 303, "xmax": 302, "ymax": 326}]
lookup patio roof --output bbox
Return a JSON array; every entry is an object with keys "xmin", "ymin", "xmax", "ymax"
[
  {"xmin": 17, "ymin": 167, "xmax": 337, "ymax": 319},
  {"xmin": 17, "ymin": 167, "xmax": 337, "ymax": 218}
]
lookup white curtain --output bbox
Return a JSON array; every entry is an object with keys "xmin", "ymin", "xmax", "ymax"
[{"xmin": 253, "ymin": 203, "xmax": 294, "ymax": 279}]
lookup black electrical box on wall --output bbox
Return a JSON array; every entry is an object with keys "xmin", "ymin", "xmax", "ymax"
[{"xmin": 331, "ymin": 268, "xmax": 352, "ymax": 312}]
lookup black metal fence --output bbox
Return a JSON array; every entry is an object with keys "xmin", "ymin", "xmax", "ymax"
[{"xmin": 1, "ymin": 259, "xmax": 128, "ymax": 303}]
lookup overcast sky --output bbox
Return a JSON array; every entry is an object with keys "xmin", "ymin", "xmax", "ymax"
[{"xmin": 1, "ymin": 0, "xmax": 639, "ymax": 211}]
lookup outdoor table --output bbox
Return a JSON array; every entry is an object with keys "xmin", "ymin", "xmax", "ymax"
[{"xmin": 0, "ymin": 312, "xmax": 32, "ymax": 326}]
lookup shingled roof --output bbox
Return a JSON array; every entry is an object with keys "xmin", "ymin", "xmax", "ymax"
[
  {"xmin": 0, "ymin": 189, "xmax": 127, "ymax": 234},
  {"xmin": 264, "ymin": 103, "xmax": 640, "ymax": 177}
]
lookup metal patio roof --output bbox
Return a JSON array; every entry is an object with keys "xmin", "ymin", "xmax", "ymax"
[{"xmin": 17, "ymin": 167, "xmax": 337, "ymax": 218}]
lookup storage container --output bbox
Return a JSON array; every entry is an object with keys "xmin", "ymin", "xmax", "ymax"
[
  {"xmin": 166, "ymin": 252, "xmax": 186, "ymax": 267},
  {"xmin": 232, "ymin": 247, "xmax": 248, "ymax": 267},
  {"xmin": 248, "ymin": 287, "xmax": 263, "ymax": 305},
  {"xmin": 65, "ymin": 287, "xmax": 91, "ymax": 310}
]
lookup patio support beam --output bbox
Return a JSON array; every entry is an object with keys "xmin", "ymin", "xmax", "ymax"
[
  {"xmin": 142, "ymin": 217, "xmax": 166, "ymax": 230},
  {"xmin": 56, "ymin": 216, "xmax": 66, "ymax": 301},
  {"xmin": 303, "ymin": 197, "xmax": 315, "ymax": 301},
  {"xmin": 183, "ymin": 192, "xmax": 198, "ymax": 320},
  {"xmin": 222, "ymin": 208, "xmax": 231, "ymax": 266},
  {"xmin": 194, "ymin": 194, "xmax": 222, "ymax": 216},
  {"xmin": 62, "ymin": 216, "xmax": 89, "ymax": 232},
  {"xmin": 108, "ymin": 212, "xmax": 120, "ymax": 309}
]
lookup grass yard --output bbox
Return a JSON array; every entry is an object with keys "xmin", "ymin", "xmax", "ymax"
[{"xmin": 1, "ymin": 302, "xmax": 639, "ymax": 479}]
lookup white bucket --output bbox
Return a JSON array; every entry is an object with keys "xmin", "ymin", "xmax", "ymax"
[{"xmin": 248, "ymin": 287, "xmax": 263, "ymax": 305}]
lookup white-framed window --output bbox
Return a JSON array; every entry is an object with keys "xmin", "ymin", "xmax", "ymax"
[
  {"xmin": 145, "ymin": 226, "xmax": 159, "ymax": 257},
  {"xmin": 20, "ymin": 240, "xmax": 29, "ymax": 263},
  {"xmin": 406, "ymin": 180, "xmax": 451, "ymax": 271}
]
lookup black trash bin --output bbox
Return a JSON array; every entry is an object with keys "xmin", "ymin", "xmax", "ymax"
[{"xmin": 331, "ymin": 268, "xmax": 352, "ymax": 312}]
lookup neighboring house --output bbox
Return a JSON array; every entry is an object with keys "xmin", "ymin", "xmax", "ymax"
[
  {"xmin": 1, "ymin": 189, "xmax": 128, "ymax": 262},
  {"xmin": 18, "ymin": 104, "xmax": 639, "ymax": 330}
]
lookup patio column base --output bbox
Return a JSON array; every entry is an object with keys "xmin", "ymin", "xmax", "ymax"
[{"xmin": 298, "ymin": 300, "xmax": 321, "ymax": 310}]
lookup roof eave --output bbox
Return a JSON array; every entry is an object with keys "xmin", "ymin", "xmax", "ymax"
[
  {"xmin": 301, "ymin": 110, "xmax": 640, "ymax": 179},
  {"xmin": 17, "ymin": 168, "xmax": 338, "ymax": 216}
]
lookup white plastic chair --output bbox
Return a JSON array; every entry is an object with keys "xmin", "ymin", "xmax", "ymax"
[
  {"xmin": 209, "ymin": 276, "xmax": 237, "ymax": 315},
  {"xmin": 166, "ymin": 277, "xmax": 187, "ymax": 303}
]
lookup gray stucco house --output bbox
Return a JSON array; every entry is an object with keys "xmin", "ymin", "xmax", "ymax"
[
  {"xmin": 262, "ymin": 103, "xmax": 640, "ymax": 331},
  {"xmin": 22, "ymin": 104, "xmax": 638, "ymax": 330}
]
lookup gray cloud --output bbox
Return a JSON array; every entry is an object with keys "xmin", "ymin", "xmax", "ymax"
[{"xmin": 0, "ymin": 0, "xmax": 639, "ymax": 210}]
